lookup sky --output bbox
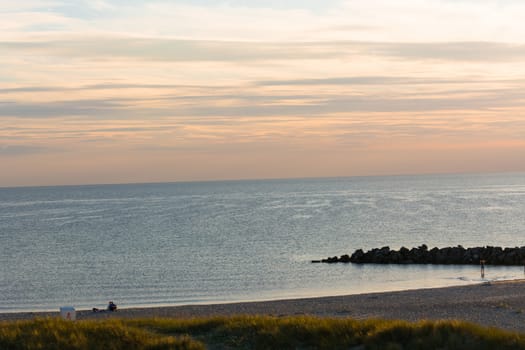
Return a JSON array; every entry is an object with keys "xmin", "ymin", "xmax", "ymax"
[{"xmin": 1, "ymin": 0, "xmax": 525, "ymax": 187}]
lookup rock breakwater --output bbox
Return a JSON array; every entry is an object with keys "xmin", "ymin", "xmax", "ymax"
[{"xmin": 313, "ymin": 245, "xmax": 525, "ymax": 265}]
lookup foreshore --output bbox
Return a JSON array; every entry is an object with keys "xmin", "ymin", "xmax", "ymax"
[{"xmin": 3, "ymin": 280, "xmax": 525, "ymax": 333}]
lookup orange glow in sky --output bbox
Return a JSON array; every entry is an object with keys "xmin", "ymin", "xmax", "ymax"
[{"xmin": 2, "ymin": 1, "xmax": 525, "ymax": 186}]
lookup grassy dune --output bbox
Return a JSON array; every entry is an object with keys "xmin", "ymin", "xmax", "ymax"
[
  {"xmin": 2, "ymin": 315, "xmax": 525, "ymax": 349},
  {"xmin": 0, "ymin": 318, "xmax": 203, "ymax": 350}
]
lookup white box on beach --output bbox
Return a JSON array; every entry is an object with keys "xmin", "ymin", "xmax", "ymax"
[{"xmin": 60, "ymin": 306, "xmax": 76, "ymax": 321}]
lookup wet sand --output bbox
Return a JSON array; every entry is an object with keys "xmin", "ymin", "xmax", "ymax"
[{"xmin": 3, "ymin": 280, "xmax": 525, "ymax": 333}]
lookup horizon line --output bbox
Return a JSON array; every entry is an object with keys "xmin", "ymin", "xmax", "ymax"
[{"xmin": 1, "ymin": 169, "xmax": 523, "ymax": 190}]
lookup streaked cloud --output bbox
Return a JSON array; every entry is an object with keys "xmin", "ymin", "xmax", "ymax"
[
  {"xmin": 2, "ymin": 0, "xmax": 525, "ymax": 186},
  {"xmin": 256, "ymin": 76, "xmax": 525, "ymax": 86},
  {"xmin": 4, "ymin": 38, "xmax": 525, "ymax": 63},
  {"xmin": 0, "ymin": 144, "xmax": 49, "ymax": 156},
  {"xmin": 3, "ymin": 81, "xmax": 525, "ymax": 120},
  {"xmin": 3, "ymin": 0, "xmax": 525, "ymax": 42},
  {"xmin": 369, "ymin": 42, "xmax": 525, "ymax": 62}
]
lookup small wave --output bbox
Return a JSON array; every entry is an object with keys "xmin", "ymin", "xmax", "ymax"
[
  {"xmin": 455, "ymin": 276, "xmax": 486, "ymax": 282},
  {"xmin": 454, "ymin": 275, "xmax": 520, "ymax": 283},
  {"xmin": 291, "ymin": 214, "xmax": 312, "ymax": 220}
]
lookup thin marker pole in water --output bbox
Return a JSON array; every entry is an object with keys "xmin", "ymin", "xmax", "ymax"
[{"xmin": 480, "ymin": 259, "xmax": 485, "ymax": 279}]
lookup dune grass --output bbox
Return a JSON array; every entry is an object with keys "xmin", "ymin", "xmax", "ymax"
[
  {"xmin": 0, "ymin": 318, "xmax": 204, "ymax": 350},
  {"xmin": 2, "ymin": 315, "xmax": 525, "ymax": 349}
]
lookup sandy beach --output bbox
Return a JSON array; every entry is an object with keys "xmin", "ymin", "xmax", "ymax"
[{"xmin": 3, "ymin": 280, "xmax": 525, "ymax": 333}]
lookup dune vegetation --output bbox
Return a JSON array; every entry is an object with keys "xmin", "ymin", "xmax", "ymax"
[{"xmin": 2, "ymin": 315, "xmax": 525, "ymax": 349}]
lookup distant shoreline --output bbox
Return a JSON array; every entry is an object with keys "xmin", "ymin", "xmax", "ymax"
[{"xmin": 3, "ymin": 280, "xmax": 525, "ymax": 333}]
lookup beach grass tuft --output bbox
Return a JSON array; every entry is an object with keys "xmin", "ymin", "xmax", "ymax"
[
  {"xmin": 0, "ymin": 317, "xmax": 205, "ymax": 350},
  {"xmin": 2, "ymin": 315, "xmax": 525, "ymax": 349}
]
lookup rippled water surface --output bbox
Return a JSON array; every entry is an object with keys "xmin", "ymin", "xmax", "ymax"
[{"xmin": 1, "ymin": 173, "xmax": 525, "ymax": 312}]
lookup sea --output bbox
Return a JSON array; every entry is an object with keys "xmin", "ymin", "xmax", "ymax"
[{"xmin": 1, "ymin": 172, "xmax": 525, "ymax": 313}]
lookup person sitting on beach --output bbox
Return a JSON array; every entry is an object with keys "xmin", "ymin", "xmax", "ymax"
[{"xmin": 107, "ymin": 301, "xmax": 117, "ymax": 312}]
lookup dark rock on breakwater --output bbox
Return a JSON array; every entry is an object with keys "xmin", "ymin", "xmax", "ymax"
[{"xmin": 314, "ymin": 245, "xmax": 525, "ymax": 265}]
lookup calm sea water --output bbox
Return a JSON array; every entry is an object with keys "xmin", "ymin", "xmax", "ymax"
[{"xmin": 1, "ymin": 173, "xmax": 525, "ymax": 312}]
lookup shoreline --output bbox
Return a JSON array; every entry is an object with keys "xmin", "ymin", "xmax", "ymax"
[{"xmin": 3, "ymin": 280, "xmax": 525, "ymax": 333}]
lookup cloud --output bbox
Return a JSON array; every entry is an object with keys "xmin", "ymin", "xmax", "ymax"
[
  {"xmin": 3, "ymin": 37, "xmax": 525, "ymax": 63},
  {"xmin": 0, "ymin": 1, "xmax": 59, "ymax": 12},
  {"xmin": 3, "ymin": 77, "xmax": 524, "ymax": 96},
  {"xmin": 5, "ymin": 0, "xmax": 525, "ymax": 42},
  {"xmin": 0, "ymin": 38, "xmax": 336, "ymax": 62},
  {"xmin": 2, "ymin": 86, "xmax": 523, "ymax": 120},
  {"xmin": 257, "ymin": 76, "xmax": 478, "ymax": 86},
  {"xmin": 2, "ymin": 1, "xmax": 525, "ymax": 186},
  {"xmin": 0, "ymin": 83, "xmax": 219, "ymax": 94},
  {"xmin": 368, "ymin": 41, "xmax": 525, "ymax": 62},
  {"xmin": 0, "ymin": 86, "xmax": 67, "ymax": 93},
  {"xmin": 0, "ymin": 100, "xmax": 126, "ymax": 118},
  {"xmin": 0, "ymin": 144, "xmax": 48, "ymax": 156}
]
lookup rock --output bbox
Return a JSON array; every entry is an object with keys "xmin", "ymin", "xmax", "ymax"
[
  {"xmin": 339, "ymin": 254, "xmax": 351, "ymax": 263},
  {"xmin": 317, "ymin": 245, "xmax": 525, "ymax": 266},
  {"xmin": 350, "ymin": 249, "xmax": 365, "ymax": 263}
]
